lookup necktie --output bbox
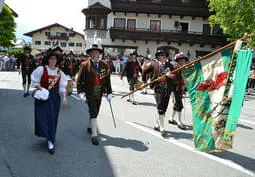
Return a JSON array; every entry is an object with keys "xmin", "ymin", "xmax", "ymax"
[
  {"xmin": 160, "ymin": 64, "xmax": 165, "ymax": 72},
  {"xmin": 94, "ymin": 62, "xmax": 98, "ymax": 72}
]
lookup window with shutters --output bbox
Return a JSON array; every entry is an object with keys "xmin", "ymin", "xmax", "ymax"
[
  {"xmin": 44, "ymin": 41, "xmax": 51, "ymax": 45},
  {"xmin": 150, "ymin": 20, "xmax": 161, "ymax": 32},
  {"xmin": 35, "ymin": 41, "xmax": 41, "ymax": 45},
  {"xmin": 114, "ymin": 18, "xmax": 126, "ymax": 29},
  {"xmin": 127, "ymin": 19, "xmax": 136, "ymax": 30}
]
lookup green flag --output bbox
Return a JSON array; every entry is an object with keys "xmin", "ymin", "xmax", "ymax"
[
  {"xmin": 182, "ymin": 47, "xmax": 253, "ymax": 151},
  {"xmin": 222, "ymin": 50, "xmax": 253, "ymax": 147}
]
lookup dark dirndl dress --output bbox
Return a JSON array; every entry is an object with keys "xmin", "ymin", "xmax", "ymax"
[{"xmin": 34, "ymin": 87, "xmax": 61, "ymax": 143}]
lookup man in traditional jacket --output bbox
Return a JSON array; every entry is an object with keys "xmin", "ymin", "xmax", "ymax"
[
  {"xmin": 168, "ymin": 52, "xmax": 188, "ymax": 130},
  {"xmin": 142, "ymin": 50, "xmax": 177, "ymax": 135},
  {"xmin": 77, "ymin": 44, "xmax": 112, "ymax": 145},
  {"xmin": 16, "ymin": 46, "xmax": 36, "ymax": 97},
  {"xmin": 120, "ymin": 51, "xmax": 142, "ymax": 105}
]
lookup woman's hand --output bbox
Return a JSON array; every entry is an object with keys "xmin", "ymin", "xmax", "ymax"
[
  {"xmin": 62, "ymin": 93, "xmax": 67, "ymax": 105},
  {"xmin": 36, "ymin": 85, "xmax": 42, "ymax": 90}
]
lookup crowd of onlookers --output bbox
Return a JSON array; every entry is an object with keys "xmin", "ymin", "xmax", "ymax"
[
  {"xmin": 2, "ymin": 49, "xmax": 255, "ymax": 94},
  {"xmin": 0, "ymin": 49, "xmax": 152, "ymax": 75},
  {"xmin": 0, "ymin": 53, "xmax": 17, "ymax": 71}
]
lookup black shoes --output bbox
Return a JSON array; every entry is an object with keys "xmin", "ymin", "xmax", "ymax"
[
  {"xmin": 132, "ymin": 101, "xmax": 137, "ymax": 105},
  {"xmin": 87, "ymin": 128, "xmax": 99, "ymax": 145},
  {"xmin": 161, "ymin": 131, "xmax": 168, "ymax": 138},
  {"xmin": 168, "ymin": 120, "xmax": 178, "ymax": 125},
  {"xmin": 48, "ymin": 148, "xmax": 55, "ymax": 155},
  {"xmin": 23, "ymin": 92, "xmax": 30, "ymax": 97},
  {"xmin": 91, "ymin": 136, "xmax": 99, "ymax": 145},
  {"xmin": 169, "ymin": 120, "xmax": 186, "ymax": 130},
  {"xmin": 87, "ymin": 128, "xmax": 92, "ymax": 135},
  {"xmin": 153, "ymin": 126, "xmax": 160, "ymax": 132},
  {"xmin": 178, "ymin": 124, "xmax": 186, "ymax": 130}
]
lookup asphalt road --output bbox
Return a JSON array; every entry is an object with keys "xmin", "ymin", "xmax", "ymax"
[{"xmin": 0, "ymin": 72, "xmax": 254, "ymax": 177}]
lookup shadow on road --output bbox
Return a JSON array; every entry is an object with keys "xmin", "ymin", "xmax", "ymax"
[
  {"xmin": 133, "ymin": 122, "xmax": 193, "ymax": 140},
  {"xmin": 112, "ymin": 91, "xmax": 128, "ymax": 97},
  {"xmin": 0, "ymin": 88, "xmax": 116, "ymax": 177},
  {"xmin": 135, "ymin": 101, "xmax": 156, "ymax": 107},
  {"xmin": 100, "ymin": 134, "xmax": 149, "ymax": 152},
  {"xmin": 210, "ymin": 150, "xmax": 255, "ymax": 173},
  {"xmin": 161, "ymin": 131, "xmax": 193, "ymax": 140},
  {"xmin": 237, "ymin": 123, "xmax": 254, "ymax": 130}
]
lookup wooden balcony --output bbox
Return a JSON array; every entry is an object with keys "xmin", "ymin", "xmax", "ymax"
[
  {"xmin": 109, "ymin": 27, "xmax": 228, "ymax": 47},
  {"xmin": 110, "ymin": 0, "xmax": 210, "ymax": 18},
  {"xmin": 47, "ymin": 35, "xmax": 69, "ymax": 41}
]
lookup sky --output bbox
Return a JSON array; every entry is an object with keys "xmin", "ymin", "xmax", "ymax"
[{"xmin": 4, "ymin": 0, "xmax": 88, "ymax": 42}]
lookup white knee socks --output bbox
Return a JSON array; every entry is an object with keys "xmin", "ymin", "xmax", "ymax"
[
  {"xmin": 177, "ymin": 112, "xmax": 183, "ymax": 126},
  {"xmin": 91, "ymin": 119, "xmax": 98, "ymax": 137},
  {"xmin": 48, "ymin": 141, "xmax": 54, "ymax": 149},
  {"xmin": 170, "ymin": 111, "xmax": 176, "ymax": 121}
]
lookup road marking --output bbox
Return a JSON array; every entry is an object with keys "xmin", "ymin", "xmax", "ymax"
[
  {"xmin": 239, "ymin": 119, "xmax": 255, "ymax": 125},
  {"xmin": 0, "ymin": 73, "xmax": 9, "ymax": 81},
  {"xmin": 126, "ymin": 121, "xmax": 255, "ymax": 177}
]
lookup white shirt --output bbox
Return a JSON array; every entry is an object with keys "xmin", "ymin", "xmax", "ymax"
[{"xmin": 31, "ymin": 66, "xmax": 67, "ymax": 93}]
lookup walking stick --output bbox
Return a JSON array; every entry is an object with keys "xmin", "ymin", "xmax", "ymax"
[
  {"xmin": 183, "ymin": 94, "xmax": 186, "ymax": 121},
  {"xmin": 108, "ymin": 101, "xmax": 117, "ymax": 128}
]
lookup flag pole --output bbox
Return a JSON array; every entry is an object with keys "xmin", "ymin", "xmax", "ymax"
[{"xmin": 121, "ymin": 33, "xmax": 255, "ymax": 99}]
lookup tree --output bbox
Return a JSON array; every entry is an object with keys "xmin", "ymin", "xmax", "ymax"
[
  {"xmin": 0, "ymin": 4, "xmax": 16, "ymax": 48},
  {"xmin": 208, "ymin": 0, "xmax": 255, "ymax": 41}
]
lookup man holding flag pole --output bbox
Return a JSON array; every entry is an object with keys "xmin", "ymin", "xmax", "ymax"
[{"xmin": 141, "ymin": 49, "xmax": 178, "ymax": 136}]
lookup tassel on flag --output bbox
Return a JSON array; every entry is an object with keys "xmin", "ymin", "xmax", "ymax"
[{"xmin": 234, "ymin": 40, "xmax": 243, "ymax": 53}]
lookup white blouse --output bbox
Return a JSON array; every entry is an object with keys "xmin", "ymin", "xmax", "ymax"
[{"xmin": 31, "ymin": 66, "xmax": 67, "ymax": 93}]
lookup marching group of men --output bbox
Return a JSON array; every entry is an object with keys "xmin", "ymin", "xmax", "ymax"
[
  {"xmin": 120, "ymin": 49, "xmax": 188, "ymax": 135},
  {"xmin": 16, "ymin": 44, "xmax": 189, "ymax": 146}
]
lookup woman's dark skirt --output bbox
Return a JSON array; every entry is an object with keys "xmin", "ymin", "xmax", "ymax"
[{"xmin": 34, "ymin": 88, "xmax": 60, "ymax": 143}]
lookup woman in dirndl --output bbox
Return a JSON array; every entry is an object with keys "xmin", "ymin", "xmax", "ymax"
[{"xmin": 31, "ymin": 52, "xmax": 67, "ymax": 154}]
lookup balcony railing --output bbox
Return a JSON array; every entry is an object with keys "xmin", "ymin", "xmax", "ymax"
[
  {"xmin": 47, "ymin": 35, "xmax": 69, "ymax": 41},
  {"xmin": 110, "ymin": 0, "xmax": 210, "ymax": 18},
  {"xmin": 109, "ymin": 27, "xmax": 228, "ymax": 46}
]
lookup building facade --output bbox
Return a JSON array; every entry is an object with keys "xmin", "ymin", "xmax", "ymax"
[
  {"xmin": 12, "ymin": 39, "xmax": 26, "ymax": 49},
  {"xmin": 24, "ymin": 23, "xmax": 86, "ymax": 54},
  {"xmin": 82, "ymin": 0, "xmax": 228, "ymax": 60}
]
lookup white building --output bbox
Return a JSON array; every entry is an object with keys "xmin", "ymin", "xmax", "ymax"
[
  {"xmin": 82, "ymin": 0, "xmax": 227, "ymax": 60},
  {"xmin": 12, "ymin": 39, "xmax": 26, "ymax": 49},
  {"xmin": 24, "ymin": 23, "xmax": 86, "ymax": 54}
]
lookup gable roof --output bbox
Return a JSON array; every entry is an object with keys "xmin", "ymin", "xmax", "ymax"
[
  {"xmin": 82, "ymin": 2, "xmax": 111, "ymax": 15},
  {"xmin": 90, "ymin": 2, "xmax": 109, "ymax": 9},
  {"xmin": 23, "ymin": 23, "xmax": 84, "ymax": 38}
]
